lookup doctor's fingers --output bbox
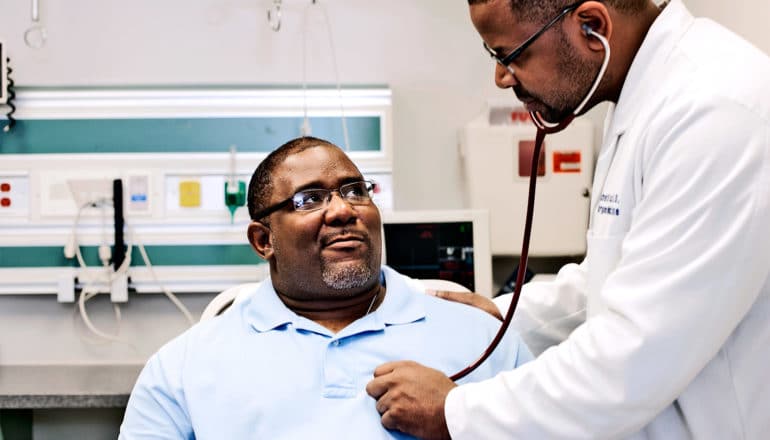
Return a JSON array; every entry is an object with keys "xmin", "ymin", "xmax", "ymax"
[
  {"xmin": 373, "ymin": 390, "xmax": 422, "ymax": 436},
  {"xmin": 379, "ymin": 408, "xmax": 400, "ymax": 431},
  {"xmin": 376, "ymin": 390, "xmax": 453, "ymax": 440},
  {"xmin": 367, "ymin": 360, "xmax": 415, "ymax": 398},
  {"xmin": 429, "ymin": 290, "xmax": 502, "ymax": 321},
  {"xmin": 366, "ymin": 376, "xmax": 388, "ymax": 399},
  {"xmin": 371, "ymin": 360, "xmax": 422, "ymax": 378}
]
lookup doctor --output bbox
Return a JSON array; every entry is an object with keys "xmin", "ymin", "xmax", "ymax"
[{"xmin": 367, "ymin": 0, "xmax": 770, "ymax": 438}]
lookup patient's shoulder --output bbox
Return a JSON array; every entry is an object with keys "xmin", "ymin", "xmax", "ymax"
[{"xmin": 419, "ymin": 292, "xmax": 507, "ymax": 335}]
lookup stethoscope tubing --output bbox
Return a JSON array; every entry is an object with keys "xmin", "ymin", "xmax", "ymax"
[
  {"xmin": 450, "ymin": 28, "xmax": 610, "ymax": 381},
  {"xmin": 449, "ymin": 125, "xmax": 555, "ymax": 381}
]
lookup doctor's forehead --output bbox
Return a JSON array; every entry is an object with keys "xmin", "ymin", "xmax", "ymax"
[{"xmin": 470, "ymin": 0, "xmax": 522, "ymax": 42}]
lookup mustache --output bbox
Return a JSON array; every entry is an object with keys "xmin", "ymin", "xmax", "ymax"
[
  {"xmin": 513, "ymin": 85, "xmax": 537, "ymax": 102},
  {"xmin": 320, "ymin": 229, "xmax": 369, "ymax": 247}
]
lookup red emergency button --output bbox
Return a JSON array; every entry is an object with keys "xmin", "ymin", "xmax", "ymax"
[
  {"xmin": 0, "ymin": 183, "xmax": 10, "ymax": 192},
  {"xmin": 1, "ymin": 198, "xmax": 11, "ymax": 207}
]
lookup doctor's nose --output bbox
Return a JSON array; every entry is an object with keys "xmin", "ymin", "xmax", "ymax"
[{"xmin": 495, "ymin": 63, "xmax": 518, "ymax": 89}]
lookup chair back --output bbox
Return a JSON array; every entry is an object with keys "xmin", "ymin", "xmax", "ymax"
[{"xmin": 199, "ymin": 282, "xmax": 262, "ymax": 321}]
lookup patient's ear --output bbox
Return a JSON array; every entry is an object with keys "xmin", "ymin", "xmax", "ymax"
[{"xmin": 248, "ymin": 222, "xmax": 274, "ymax": 260}]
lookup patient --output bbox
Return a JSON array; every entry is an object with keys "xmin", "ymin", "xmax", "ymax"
[{"xmin": 119, "ymin": 136, "xmax": 531, "ymax": 439}]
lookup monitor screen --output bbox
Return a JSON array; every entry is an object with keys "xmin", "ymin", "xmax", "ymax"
[
  {"xmin": 381, "ymin": 210, "xmax": 492, "ymax": 297},
  {"xmin": 384, "ymin": 221, "xmax": 475, "ymax": 290}
]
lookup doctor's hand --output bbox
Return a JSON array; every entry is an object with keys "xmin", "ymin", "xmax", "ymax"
[
  {"xmin": 428, "ymin": 290, "xmax": 503, "ymax": 321},
  {"xmin": 366, "ymin": 360, "xmax": 456, "ymax": 440}
]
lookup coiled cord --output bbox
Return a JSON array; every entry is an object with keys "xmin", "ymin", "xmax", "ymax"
[{"xmin": 3, "ymin": 57, "xmax": 16, "ymax": 133}]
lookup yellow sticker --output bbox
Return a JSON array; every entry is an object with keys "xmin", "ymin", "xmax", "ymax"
[{"xmin": 179, "ymin": 180, "xmax": 201, "ymax": 207}]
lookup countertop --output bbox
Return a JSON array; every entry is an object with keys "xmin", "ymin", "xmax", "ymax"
[{"xmin": 0, "ymin": 364, "xmax": 143, "ymax": 409}]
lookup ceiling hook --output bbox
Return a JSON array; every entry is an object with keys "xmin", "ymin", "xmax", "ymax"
[
  {"xmin": 267, "ymin": 0, "xmax": 282, "ymax": 32},
  {"xmin": 24, "ymin": 0, "xmax": 47, "ymax": 49}
]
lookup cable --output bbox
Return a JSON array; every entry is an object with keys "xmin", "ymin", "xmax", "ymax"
[
  {"xmin": 71, "ymin": 199, "xmax": 128, "ymax": 274},
  {"xmin": 318, "ymin": 2, "xmax": 350, "ymax": 151},
  {"xmin": 69, "ymin": 199, "xmax": 134, "ymax": 345},
  {"xmin": 67, "ymin": 196, "xmax": 195, "ymax": 346},
  {"xmin": 301, "ymin": 1, "xmax": 350, "ymax": 150},
  {"xmin": 301, "ymin": 5, "xmax": 311, "ymax": 136},
  {"xmin": 99, "ymin": 201, "xmax": 111, "ymax": 267},
  {"xmin": 77, "ymin": 286, "xmax": 129, "ymax": 345},
  {"xmin": 129, "ymin": 226, "xmax": 196, "ymax": 326},
  {"xmin": 3, "ymin": 57, "xmax": 16, "ymax": 133},
  {"xmin": 70, "ymin": 200, "xmax": 194, "ymax": 328}
]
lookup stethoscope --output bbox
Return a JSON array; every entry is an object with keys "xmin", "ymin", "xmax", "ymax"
[{"xmin": 451, "ymin": 25, "xmax": 610, "ymax": 380}]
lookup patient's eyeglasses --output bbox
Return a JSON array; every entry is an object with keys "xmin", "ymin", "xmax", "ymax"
[
  {"xmin": 482, "ymin": 0, "xmax": 587, "ymax": 75},
  {"xmin": 252, "ymin": 180, "xmax": 376, "ymax": 221}
]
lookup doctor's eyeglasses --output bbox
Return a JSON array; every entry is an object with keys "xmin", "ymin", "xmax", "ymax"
[
  {"xmin": 482, "ymin": 0, "xmax": 587, "ymax": 75},
  {"xmin": 252, "ymin": 180, "xmax": 376, "ymax": 221}
]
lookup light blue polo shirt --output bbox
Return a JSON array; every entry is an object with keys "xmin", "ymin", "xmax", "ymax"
[{"xmin": 119, "ymin": 266, "xmax": 532, "ymax": 439}]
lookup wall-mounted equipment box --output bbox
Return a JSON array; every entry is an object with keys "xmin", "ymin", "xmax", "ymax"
[{"xmin": 461, "ymin": 111, "xmax": 594, "ymax": 257}]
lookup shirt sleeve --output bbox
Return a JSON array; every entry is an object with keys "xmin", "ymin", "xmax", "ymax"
[
  {"xmin": 446, "ymin": 99, "xmax": 770, "ymax": 438},
  {"xmin": 494, "ymin": 260, "xmax": 588, "ymax": 356},
  {"xmin": 119, "ymin": 338, "xmax": 194, "ymax": 440}
]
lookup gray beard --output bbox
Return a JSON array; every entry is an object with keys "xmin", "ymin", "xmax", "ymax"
[
  {"xmin": 271, "ymin": 234, "xmax": 377, "ymax": 294},
  {"xmin": 321, "ymin": 261, "xmax": 374, "ymax": 290}
]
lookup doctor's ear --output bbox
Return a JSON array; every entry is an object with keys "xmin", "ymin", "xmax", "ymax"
[
  {"xmin": 248, "ymin": 221, "xmax": 274, "ymax": 260},
  {"xmin": 574, "ymin": 1, "xmax": 612, "ymax": 50}
]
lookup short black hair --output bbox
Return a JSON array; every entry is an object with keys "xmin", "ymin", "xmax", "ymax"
[
  {"xmin": 468, "ymin": 0, "xmax": 648, "ymax": 23},
  {"xmin": 247, "ymin": 136, "xmax": 337, "ymax": 221}
]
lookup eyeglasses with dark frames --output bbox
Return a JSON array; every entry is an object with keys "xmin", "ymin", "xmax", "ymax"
[
  {"xmin": 482, "ymin": 0, "xmax": 588, "ymax": 75},
  {"xmin": 252, "ymin": 180, "xmax": 376, "ymax": 221}
]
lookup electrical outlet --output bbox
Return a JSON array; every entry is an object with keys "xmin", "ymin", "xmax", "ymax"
[
  {"xmin": 39, "ymin": 172, "xmax": 114, "ymax": 218},
  {"xmin": 0, "ymin": 174, "xmax": 30, "ymax": 217},
  {"xmin": 68, "ymin": 178, "xmax": 114, "ymax": 207}
]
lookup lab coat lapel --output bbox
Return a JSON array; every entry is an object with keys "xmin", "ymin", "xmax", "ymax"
[
  {"xmin": 589, "ymin": 0, "xmax": 693, "ymax": 229},
  {"xmin": 589, "ymin": 104, "xmax": 622, "ymax": 230}
]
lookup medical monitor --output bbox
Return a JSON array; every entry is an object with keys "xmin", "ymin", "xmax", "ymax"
[{"xmin": 381, "ymin": 210, "xmax": 493, "ymax": 298}]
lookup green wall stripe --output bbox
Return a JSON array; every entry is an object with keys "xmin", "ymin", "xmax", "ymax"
[
  {"xmin": 0, "ymin": 116, "xmax": 381, "ymax": 154},
  {"xmin": 0, "ymin": 245, "xmax": 264, "ymax": 268}
]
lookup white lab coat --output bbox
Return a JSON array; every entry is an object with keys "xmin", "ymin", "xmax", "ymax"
[{"xmin": 445, "ymin": 1, "xmax": 770, "ymax": 439}]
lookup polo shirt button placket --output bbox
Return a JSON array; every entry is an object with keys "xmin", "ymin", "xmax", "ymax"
[{"xmin": 322, "ymin": 338, "xmax": 356, "ymax": 398}]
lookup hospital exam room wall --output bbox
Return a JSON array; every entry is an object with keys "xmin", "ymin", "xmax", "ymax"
[
  {"xmin": 1, "ymin": 1, "xmax": 768, "ymax": 224},
  {"xmin": 0, "ymin": 1, "xmax": 768, "ymax": 439},
  {"xmin": 688, "ymin": 1, "xmax": 770, "ymax": 55},
  {"xmin": 0, "ymin": 0, "xmax": 510, "ymax": 211}
]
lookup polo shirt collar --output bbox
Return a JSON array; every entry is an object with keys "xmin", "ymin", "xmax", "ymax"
[
  {"xmin": 375, "ymin": 265, "xmax": 427, "ymax": 326},
  {"xmin": 242, "ymin": 279, "xmax": 295, "ymax": 333},
  {"xmin": 242, "ymin": 265, "xmax": 426, "ymax": 335}
]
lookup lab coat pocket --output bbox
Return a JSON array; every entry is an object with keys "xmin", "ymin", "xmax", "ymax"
[{"xmin": 585, "ymin": 231, "xmax": 624, "ymax": 317}]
